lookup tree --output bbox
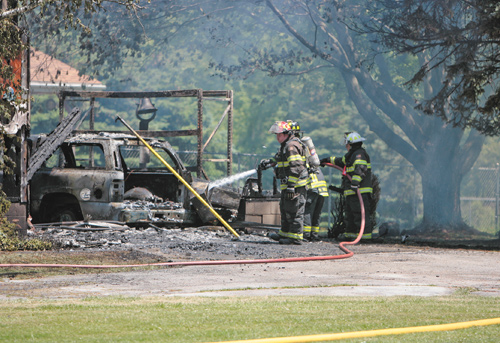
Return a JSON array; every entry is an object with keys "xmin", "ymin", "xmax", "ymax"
[
  {"xmin": 0, "ymin": 0, "xmax": 143, "ymax": 235},
  {"xmin": 135, "ymin": 0, "xmax": 485, "ymax": 232},
  {"xmin": 361, "ymin": 0, "xmax": 500, "ymax": 135},
  {"xmin": 2, "ymin": 0, "xmax": 145, "ymax": 100}
]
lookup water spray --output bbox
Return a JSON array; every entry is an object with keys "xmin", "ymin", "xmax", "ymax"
[{"xmin": 208, "ymin": 169, "xmax": 257, "ymax": 190}]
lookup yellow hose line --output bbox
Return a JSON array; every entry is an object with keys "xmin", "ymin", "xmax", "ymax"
[
  {"xmin": 116, "ymin": 116, "xmax": 239, "ymax": 238},
  {"xmin": 206, "ymin": 317, "xmax": 500, "ymax": 343}
]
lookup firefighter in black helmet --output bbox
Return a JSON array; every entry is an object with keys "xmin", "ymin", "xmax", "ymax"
[
  {"xmin": 259, "ymin": 120, "xmax": 308, "ymax": 245},
  {"xmin": 320, "ymin": 132, "xmax": 373, "ymax": 241}
]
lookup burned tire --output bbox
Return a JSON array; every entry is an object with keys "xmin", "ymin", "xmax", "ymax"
[{"xmin": 49, "ymin": 206, "xmax": 82, "ymax": 222}]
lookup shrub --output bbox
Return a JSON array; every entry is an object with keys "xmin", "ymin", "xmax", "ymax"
[{"xmin": 0, "ymin": 189, "xmax": 52, "ymax": 251}]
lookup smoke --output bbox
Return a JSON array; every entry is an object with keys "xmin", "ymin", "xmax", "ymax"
[{"xmin": 208, "ymin": 169, "xmax": 257, "ymax": 190}]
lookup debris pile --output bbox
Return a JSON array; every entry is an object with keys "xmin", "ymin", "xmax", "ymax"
[{"xmin": 29, "ymin": 224, "xmax": 343, "ymax": 261}]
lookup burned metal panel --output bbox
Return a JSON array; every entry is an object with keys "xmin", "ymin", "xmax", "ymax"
[
  {"xmin": 73, "ymin": 129, "xmax": 199, "ymax": 138},
  {"xmin": 118, "ymin": 200, "xmax": 197, "ymax": 225},
  {"xmin": 60, "ymin": 90, "xmax": 201, "ymax": 99},
  {"xmin": 30, "ymin": 167, "xmax": 125, "ymax": 222},
  {"xmin": 209, "ymin": 186, "xmax": 241, "ymax": 210},
  {"xmin": 30, "ymin": 134, "xmax": 124, "ymax": 222},
  {"xmin": 189, "ymin": 194, "xmax": 217, "ymax": 224},
  {"xmin": 189, "ymin": 179, "xmax": 217, "ymax": 223}
]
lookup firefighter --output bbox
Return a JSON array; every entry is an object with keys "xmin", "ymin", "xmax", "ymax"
[
  {"xmin": 304, "ymin": 166, "xmax": 328, "ymax": 241},
  {"xmin": 300, "ymin": 134, "xmax": 328, "ymax": 241},
  {"xmin": 286, "ymin": 124, "xmax": 328, "ymax": 242},
  {"xmin": 259, "ymin": 120, "xmax": 309, "ymax": 245},
  {"xmin": 320, "ymin": 132, "xmax": 373, "ymax": 241}
]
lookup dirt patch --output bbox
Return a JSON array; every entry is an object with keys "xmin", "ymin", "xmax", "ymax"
[{"xmin": 1, "ymin": 226, "xmax": 499, "ymax": 299}]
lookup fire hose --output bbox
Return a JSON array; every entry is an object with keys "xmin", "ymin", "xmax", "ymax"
[
  {"xmin": 325, "ymin": 162, "xmax": 365, "ymax": 245},
  {"xmin": 0, "ymin": 161, "xmax": 364, "ymax": 269}
]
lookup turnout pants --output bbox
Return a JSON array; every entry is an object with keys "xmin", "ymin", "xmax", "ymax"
[
  {"xmin": 345, "ymin": 193, "xmax": 372, "ymax": 235},
  {"xmin": 279, "ymin": 186, "xmax": 307, "ymax": 240},
  {"xmin": 304, "ymin": 190, "xmax": 325, "ymax": 239}
]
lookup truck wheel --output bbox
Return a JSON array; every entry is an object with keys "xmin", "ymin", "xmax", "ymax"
[{"xmin": 50, "ymin": 206, "xmax": 81, "ymax": 222}]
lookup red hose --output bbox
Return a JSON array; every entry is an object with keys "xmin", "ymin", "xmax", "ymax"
[
  {"xmin": 325, "ymin": 163, "xmax": 365, "ymax": 252},
  {"xmin": 0, "ymin": 163, "xmax": 364, "ymax": 269}
]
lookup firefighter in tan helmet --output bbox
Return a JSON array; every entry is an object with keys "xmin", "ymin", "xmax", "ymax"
[
  {"xmin": 259, "ymin": 120, "xmax": 309, "ymax": 245},
  {"xmin": 320, "ymin": 132, "xmax": 373, "ymax": 240}
]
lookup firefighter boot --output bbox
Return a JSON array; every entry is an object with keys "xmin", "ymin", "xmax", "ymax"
[
  {"xmin": 310, "ymin": 232, "xmax": 320, "ymax": 242},
  {"xmin": 279, "ymin": 238, "xmax": 302, "ymax": 245},
  {"xmin": 268, "ymin": 232, "xmax": 281, "ymax": 241}
]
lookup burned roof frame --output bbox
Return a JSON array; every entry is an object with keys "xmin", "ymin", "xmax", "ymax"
[{"xmin": 58, "ymin": 89, "xmax": 234, "ymax": 179}]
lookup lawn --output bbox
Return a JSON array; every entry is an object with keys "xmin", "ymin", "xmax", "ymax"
[{"xmin": 1, "ymin": 295, "xmax": 499, "ymax": 342}]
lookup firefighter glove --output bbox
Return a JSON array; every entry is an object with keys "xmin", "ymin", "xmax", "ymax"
[
  {"xmin": 284, "ymin": 187, "xmax": 296, "ymax": 200},
  {"xmin": 319, "ymin": 157, "xmax": 330, "ymax": 166},
  {"xmin": 259, "ymin": 159, "xmax": 270, "ymax": 170}
]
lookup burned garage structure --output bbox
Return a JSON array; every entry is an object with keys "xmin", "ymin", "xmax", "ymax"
[
  {"xmin": 3, "ymin": 88, "xmax": 284, "ymax": 234},
  {"xmin": 26, "ymin": 89, "xmax": 247, "ymax": 228}
]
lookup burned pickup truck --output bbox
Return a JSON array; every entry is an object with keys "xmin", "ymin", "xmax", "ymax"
[{"xmin": 29, "ymin": 132, "xmax": 240, "ymax": 226}]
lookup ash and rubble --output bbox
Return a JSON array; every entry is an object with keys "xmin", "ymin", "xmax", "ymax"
[{"xmin": 28, "ymin": 223, "xmax": 344, "ymax": 261}]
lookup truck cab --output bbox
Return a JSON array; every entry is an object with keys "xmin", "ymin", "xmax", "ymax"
[{"xmin": 29, "ymin": 132, "xmax": 196, "ymax": 225}]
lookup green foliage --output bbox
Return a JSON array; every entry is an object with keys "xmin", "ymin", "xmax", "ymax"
[
  {"xmin": 0, "ymin": 188, "xmax": 52, "ymax": 251},
  {"xmin": 0, "ymin": 231, "xmax": 52, "ymax": 251},
  {"xmin": 29, "ymin": 95, "xmax": 60, "ymax": 134},
  {"xmin": 0, "ymin": 188, "xmax": 15, "ymax": 235},
  {"xmin": 473, "ymin": 135, "xmax": 500, "ymax": 167},
  {"xmin": 29, "ymin": 1, "xmax": 368, "ymax": 168},
  {"xmin": 0, "ymin": 189, "xmax": 52, "ymax": 251},
  {"xmin": 364, "ymin": 0, "xmax": 500, "ymax": 135},
  {"xmin": 25, "ymin": 1, "xmax": 146, "ymax": 80}
]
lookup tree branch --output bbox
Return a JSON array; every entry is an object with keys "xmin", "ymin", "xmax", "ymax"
[{"xmin": 0, "ymin": 0, "xmax": 43, "ymax": 19}]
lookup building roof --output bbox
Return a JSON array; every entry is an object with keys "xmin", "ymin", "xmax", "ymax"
[{"xmin": 30, "ymin": 49, "xmax": 106, "ymax": 94}]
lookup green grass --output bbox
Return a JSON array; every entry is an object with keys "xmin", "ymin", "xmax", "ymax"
[{"xmin": 0, "ymin": 295, "xmax": 499, "ymax": 342}]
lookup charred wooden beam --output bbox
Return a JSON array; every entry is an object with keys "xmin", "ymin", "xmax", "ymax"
[
  {"xmin": 73, "ymin": 129, "xmax": 198, "ymax": 137},
  {"xmin": 26, "ymin": 107, "xmax": 87, "ymax": 182}
]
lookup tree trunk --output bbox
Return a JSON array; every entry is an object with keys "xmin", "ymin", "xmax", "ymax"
[
  {"xmin": 339, "ymin": 67, "xmax": 485, "ymax": 232},
  {"xmin": 419, "ymin": 154, "xmax": 464, "ymax": 227}
]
